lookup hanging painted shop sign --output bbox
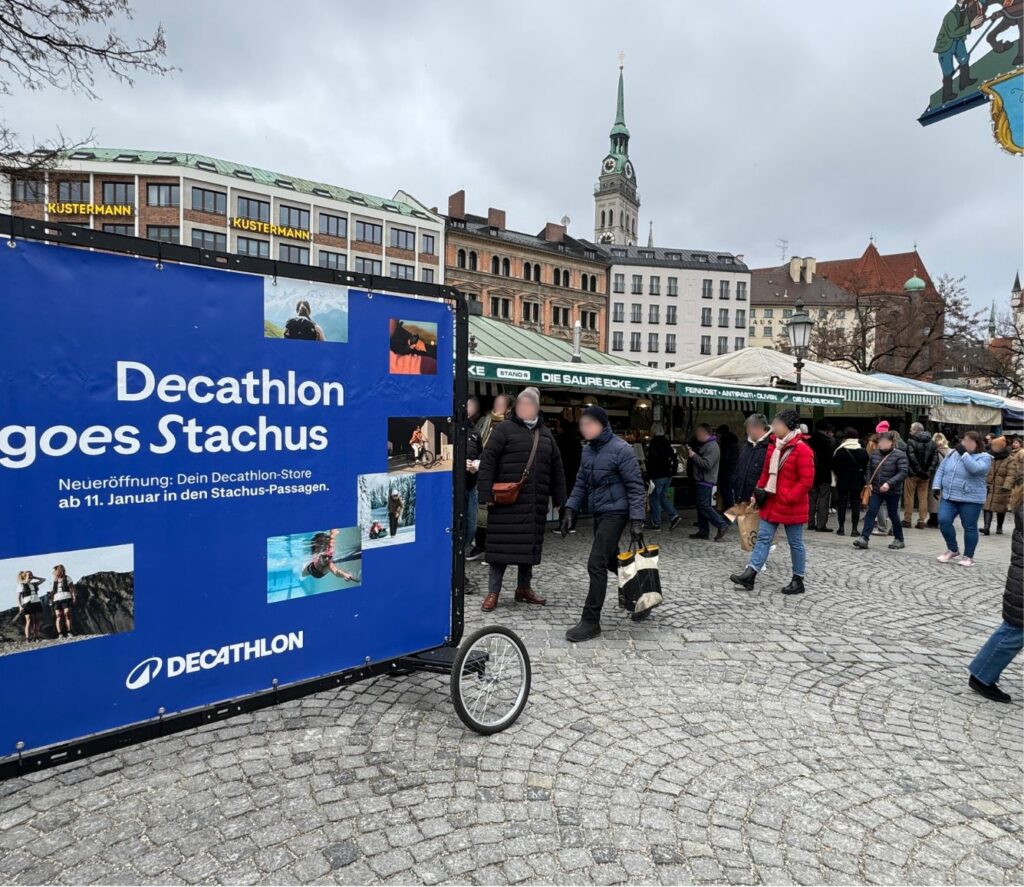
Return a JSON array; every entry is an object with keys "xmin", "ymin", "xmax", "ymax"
[
  {"xmin": 468, "ymin": 361, "xmax": 668, "ymax": 395},
  {"xmin": 673, "ymin": 382, "xmax": 844, "ymax": 408}
]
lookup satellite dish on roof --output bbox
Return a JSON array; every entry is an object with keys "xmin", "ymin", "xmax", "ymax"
[{"xmin": 561, "ymin": 215, "xmax": 571, "ymax": 227}]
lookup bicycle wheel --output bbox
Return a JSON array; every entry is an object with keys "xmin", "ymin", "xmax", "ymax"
[
  {"xmin": 450, "ymin": 626, "xmax": 530, "ymax": 735},
  {"xmin": 421, "ymin": 450, "xmax": 438, "ymax": 468}
]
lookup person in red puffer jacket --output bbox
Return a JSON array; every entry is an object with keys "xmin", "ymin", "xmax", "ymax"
[{"xmin": 730, "ymin": 408, "xmax": 815, "ymax": 595}]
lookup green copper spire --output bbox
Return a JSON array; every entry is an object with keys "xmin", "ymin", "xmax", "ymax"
[{"xmin": 610, "ymin": 63, "xmax": 630, "ymax": 142}]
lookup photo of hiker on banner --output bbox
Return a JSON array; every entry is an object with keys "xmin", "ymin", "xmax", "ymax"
[{"xmin": 264, "ymin": 278, "xmax": 349, "ymax": 343}]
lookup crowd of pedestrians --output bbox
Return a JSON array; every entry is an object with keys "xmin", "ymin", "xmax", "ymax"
[{"xmin": 464, "ymin": 391, "xmax": 1023, "ymax": 699}]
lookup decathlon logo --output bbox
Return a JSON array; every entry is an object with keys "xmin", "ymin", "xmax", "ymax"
[
  {"xmin": 126, "ymin": 656, "xmax": 163, "ymax": 690},
  {"xmin": 124, "ymin": 632, "xmax": 304, "ymax": 691}
]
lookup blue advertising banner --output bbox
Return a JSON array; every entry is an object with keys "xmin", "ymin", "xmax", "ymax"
[{"xmin": 0, "ymin": 240, "xmax": 455, "ymax": 756}]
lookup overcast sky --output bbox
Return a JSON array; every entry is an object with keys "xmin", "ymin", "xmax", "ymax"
[{"xmin": 6, "ymin": 1, "xmax": 1022, "ymax": 313}]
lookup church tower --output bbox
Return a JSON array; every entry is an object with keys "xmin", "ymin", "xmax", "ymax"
[{"xmin": 594, "ymin": 60, "xmax": 640, "ymax": 246}]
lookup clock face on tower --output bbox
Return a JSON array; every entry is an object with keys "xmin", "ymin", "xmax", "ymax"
[
  {"xmin": 602, "ymin": 156, "xmax": 616, "ymax": 174},
  {"xmin": 624, "ymin": 161, "xmax": 634, "ymax": 179}
]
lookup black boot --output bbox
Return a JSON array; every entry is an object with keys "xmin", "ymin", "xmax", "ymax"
[
  {"xmin": 729, "ymin": 566, "xmax": 757, "ymax": 590},
  {"xmin": 941, "ymin": 74, "xmax": 955, "ymax": 103},
  {"xmin": 982, "ymin": 511, "xmax": 992, "ymax": 535},
  {"xmin": 958, "ymin": 63, "xmax": 977, "ymax": 90},
  {"xmin": 565, "ymin": 620, "xmax": 601, "ymax": 643},
  {"xmin": 996, "ymin": 513, "xmax": 1006, "ymax": 535},
  {"xmin": 780, "ymin": 575, "xmax": 805, "ymax": 595}
]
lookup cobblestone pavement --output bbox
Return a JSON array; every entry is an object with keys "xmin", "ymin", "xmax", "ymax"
[{"xmin": 1, "ymin": 515, "xmax": 1021, "ymax": 886}]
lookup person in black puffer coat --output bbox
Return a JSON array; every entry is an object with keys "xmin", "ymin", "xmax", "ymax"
[
  {"xmin": 905, "ymin": 422, "xmax": 939, "ymax": 528},
  {"xmin": 833, "ymin": 427, "xmax": 869, "ymax": 536},
  {"xmin": 732, "ymin": 413, "xmax": 772, "ymax": 505},
  {"xmin": 967, "ymin": 491, "xmax": 1023, "ymax": 703},
  {"xmin": 561, "ymin": 405, "xmax": 645, "ymax": 642},
  {"xmin": 477, "ymin": 387, "xmax": 565, "ymax": 612}
]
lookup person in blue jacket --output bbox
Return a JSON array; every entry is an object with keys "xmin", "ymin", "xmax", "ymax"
[
  {"xmin": 560, "ymin": 405, "xmax": 645, "ymax": 643},
  {"xmin": 933, "ymin": 430, "xmax": 993, "ymax": 567}
]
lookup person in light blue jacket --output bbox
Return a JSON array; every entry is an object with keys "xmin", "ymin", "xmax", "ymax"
[{"xmin": 933, "ymin": 430, "xmax": 993, "ymax": 567}]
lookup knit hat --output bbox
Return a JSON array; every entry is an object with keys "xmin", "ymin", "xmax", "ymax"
[
  {"xmin": 875, "ymin": 420, "xmax": 890, "ymax": 433},
  {"xmin": 581, "ymin": 405, "xmax": 609, "ymax": 427},
  {"xmin": 517, "ymin": 387, "xmax": 540, "ymax": 407},
  {"xmin": 775, "ymin": 408, "xmax": 801, "ymax": 431}
]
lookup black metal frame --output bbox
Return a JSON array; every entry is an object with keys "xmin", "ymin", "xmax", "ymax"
[{"xmin": 0, "ymin": 214, "xmax": 469, "ymax": 780}]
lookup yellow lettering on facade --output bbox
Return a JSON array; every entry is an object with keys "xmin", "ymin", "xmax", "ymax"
[
  {"xmin": 46, "ymin": 203, "xmax": 133, "ymax": 216},
  {"xmin": 229, "ymin": 217, "xmax": 311, "ymax": 241}
]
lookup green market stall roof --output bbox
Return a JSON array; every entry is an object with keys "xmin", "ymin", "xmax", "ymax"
[
  {"xmin": 672, "ymin": 348, "xmax": 940, "ymax": 408},
  {"xmin": 468, "ymin": 317, "xmax": 843, "ymax": 406}
]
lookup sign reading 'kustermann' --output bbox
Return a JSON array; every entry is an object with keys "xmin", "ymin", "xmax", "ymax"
[
  {"xmin": 47, "ymin": 203, "xmax": 133, "ymax": 216},
  {"xmin": 230, "ymin": 217, "xmax": 312, "ymax": 241}
]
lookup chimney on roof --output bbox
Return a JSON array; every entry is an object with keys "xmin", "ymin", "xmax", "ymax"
[
  {"xmin": 803, "ymin": 258, "xmax": 816, "ymax": 283},
  {"xmin": 543, "ymin": 222, "xmax": 566, "ymax": 243},
  {"xmin": 788, "ymin": 256, "xmax": 802, "ymax": 284},
  {"xmin": 447, "ymin": 190, "xmax": 465, "ymax": 220},
  {"xmin": 735, "ymin": 254, "xmax": 744, "ymax": 264},
  {"xmin": 487, "ymin": 208, "xmax": 506, "ymax": 230}
]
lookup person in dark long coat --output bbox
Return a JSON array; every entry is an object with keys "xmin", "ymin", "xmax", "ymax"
[
  {"xmin": 477, "ymin": 387, "xmax": 566, "ymax": 612},
  {"xmin": 732, "ymin": 414, "xmax": 771, "ymax": 505}
]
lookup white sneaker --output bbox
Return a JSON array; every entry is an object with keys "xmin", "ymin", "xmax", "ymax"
[
  {"xmin": 958, "ymin": 556, "xmax": 975, "ymax": 567},
  {"xmin": 937, "ymin": 550, "xmax": 960, "ymax": 563}
]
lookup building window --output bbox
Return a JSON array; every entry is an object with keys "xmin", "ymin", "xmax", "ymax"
[
  {"xmin": 192, "ymin": 228, "xmax": 226, "ymax": 251},
  {"xmin": 420, "ymin": 233, "xmax": 436, "ymax": 255},
  {"xmin": 666, "ymin": 334, "xmax": 677, "ymax": 353},
  {"xmin": 456, "ymin": 248, "xmax": 466, "ymax": 269},
  {"xmin": 665, "ymin": 362, "xmax": 675, "ymax": 369},
  {"xmin": 355, "ymin": 220, "xmax": 382, "ymax": 244},
  {"xmin": 491, "ymin": 256, "xmax": 500, "ymax": 275},
  {"xmin": 147, "ymin": 225, "xmax": 179, "ymax": 244},
  {"xmin": 533, "ymin": 263, "xmax": 540, "ymax": 280},
  {"xmin": 648, "ymin": 333, "xmax": 659, "ymax": 352},
  {"xmin": 631, "ymin": 274, "xmax": 643, "ymax": 295},
  {"xmin": 613, "ymin": 273, "xmax": 625, "ymax": 294},
  {"xmin": 490, "ymin": 297, "xmax": 511, "ymax": 319},
  {"xmin": 718, "ymin": 308, "xmax": 729, "ymax": 327},
  {"xmin": 523, "ymin": 263, "xmax": 532, "ymax": 281},
  {"xmin": 718, "ymin": 336, "xmax": 728, "ymax": 355},
  {"xmin": 102, "ymin": 224, "xmax": 133, "ymax": 236},
  {"xmin": 13, "ymin": 179, "xmax": 44, "ymax": 203},
  {"xmin": 142, "ymin": 183, "xmax": 176, "ymax": 207},
  {"xmin": 612, "ymin": 302, "xmax": 624, "ymax": 323},
  {"xmin": 502, "ymin": 258, "xmax": 511, "ymax": 277},
  {"xmin": 750, "ymin": 308, "xmax": 757, "ymax": 318},
  {"xmin": 736, "ymin": 281, "xmax": 747, "ymax": 301},
  {"xmin": 702, "ymin": 279, "xmax": 713, "ymax": 298},
  {"xmin": 319, "ymin": 250, "xmax": 346, "ymax": 270},
  {"xmin": 469, "ymin": 251, "xmax": 478, "ymax": 271},
  {"xmin": 719, "ymin": 280, "xmax": 730, "ymax": 299},
  {"xmin": 279, "ymin": 243, "xmax": 310, "ymax": 264},
  {"xmin": 58, "ymin": 181, "xmax": 89, "ymax": 202},
  {"xmin": 818, "ymin": 309, "xmax": 828, "ymax": 319},
  {"xmin": 236, "ymin": 196, "xmax": 270, "ymax": 222},
  {"xmin": 390, "ymin": 227, "xmax": 415, "ymax": 250},
  {"xmin": 355, "ymin": 256, "xmax": 382, "ymax": 275},
  {"xmin": 631, "ymin": 303, "xmax": 642, "ymax": 323},
  {"xmin": 748, "ymin": 326, "xmax": 756, "ymax": 337},
  {"xmin": 581, "ymin": 310, "xmax": 598, "ymax": 330},
  {"xmin": 783, "ymin": 308, "xmax": 793, "ymax": 318},
  {"xmin": 280, "ymin": 205, "xmax": 310, "ymax": 231},
  {"xmin": 390, "ymin": 263, "xmax": 414, "ymax": 280},
  {"xmin": 237, "ymin": 236, "xmax": 270, "ymax": 258},
  {"xmin": 836, "ymin": 309, "xmax": 847, "ymax": 319},
  {"xmin": 319, "ymin": 213, "xmax": 347, "ymax": 238},
  {"xmin": 552, "ymin": 306, "xmax": 571, "ymax": 327},
  {"xmin": 649, "ymin": 275, "xmax": 660, "ymax": 296},
  {"xmin": 763, "ymin": 325, "xmax": 773, "ymax": 339},
  {"xmin": 612, "ymin": 331, "xmax": 624, "ymax": 351},
  {"xmin": 421, "ymin": 267, "xmax": 434, "ymax": 283},
  {"xmin": 191, "ymin": 186, "xmax": 225, "ymax": 215},
  {"xmin": 522, "ymin": 301, "xmax": 540, "ymax": 323},
  {"xmin": 630, "ymin": 332, "xmax": 642, "ymax": 352},
  {"xmin": 700, "ymin": 335, "xmax": 711, "ymax": 355},
  {"xmin": 649, "ymin": 305, "xmax": 659, "ymax": 324},
  {"xmin": 701, "ymin": 307, "xmax": 712, "ymax": 327},
  {"xmin": 734, "ymin": 337, "xmax": 745, "ymax": 351},
  {"xmin": 667, "ymin": 277, "xmax": 678, "ymax": 296},
  {"xmin": 103, "ymin": 182, "xmax": 135, "ymax": 205},
  {"xmin": 735, "ymin": 309, "xmax": 747, "ymax": 328},
  {"xmin": 666, "ymin": 305, "xmax": 677, "ymax": 325},
  {"xmin": 763, "ymin": 308, "xmax": 774, "ymax": 318}
]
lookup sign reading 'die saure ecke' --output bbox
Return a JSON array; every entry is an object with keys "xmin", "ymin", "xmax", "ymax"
[{"xmin": 0, "ymin": 239, "xmax": 454, "ymax": 757}]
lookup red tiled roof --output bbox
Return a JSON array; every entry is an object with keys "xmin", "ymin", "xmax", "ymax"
[{"xmin": 816, "ymin": 243, "xmax": 938, "ymax": 297}]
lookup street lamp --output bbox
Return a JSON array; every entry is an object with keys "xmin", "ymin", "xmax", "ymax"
[
  {"xmin": 993, "ymin": 377, "xmax": 1011, "ymax": 398},
  {"xmin": 785, "ymin": 298, "xmax": 814, "ymax": 390}
]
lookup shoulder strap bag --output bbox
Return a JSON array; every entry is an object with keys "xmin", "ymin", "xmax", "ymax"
[
  {"xmin": 492, "ymin": 429, "xmax": 540, "ymax": 505},
  {"xmin": 861, "ymin": 453, "xmax": 891, "ymax": 507}
]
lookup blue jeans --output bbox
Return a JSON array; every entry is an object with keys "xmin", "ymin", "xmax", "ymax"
[
  {"xmin": 696, "ymin": 484, "xmax": 727, "ymax": 534},
  {"xmin": 860, "ymin": 492, "xmax": 903, "ymax": 542},
  {"xmin": 969, "ymin": 621, "xmax": 1023, "ymax": 686},
  {"xmin": 939, "ymin": 498, "xmax": 983, "ymax": 557},
  {"xmin": 650, "ymin": 477, "xmax": 677, "ymax": 527},
  {"xmin": 938, "ymin": 38, "xmax": 968, "ymax": 77},
  {"xmin": 748, "ymin": 519, "xmax": 806, "ymax": 577},
  {"xmin": 465, "ymin": 486, "xmax": 478, "ymax": 549}
]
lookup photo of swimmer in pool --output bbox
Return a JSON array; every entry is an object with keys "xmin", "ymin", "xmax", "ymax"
[{"xmin": 266, "ymin": 527, "xmax": 361, "ymax": 603}]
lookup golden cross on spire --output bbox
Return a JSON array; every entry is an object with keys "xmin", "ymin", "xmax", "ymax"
[{"xmin": 618, "ymin": 50, "xmax": 625, "ymax": 70}]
